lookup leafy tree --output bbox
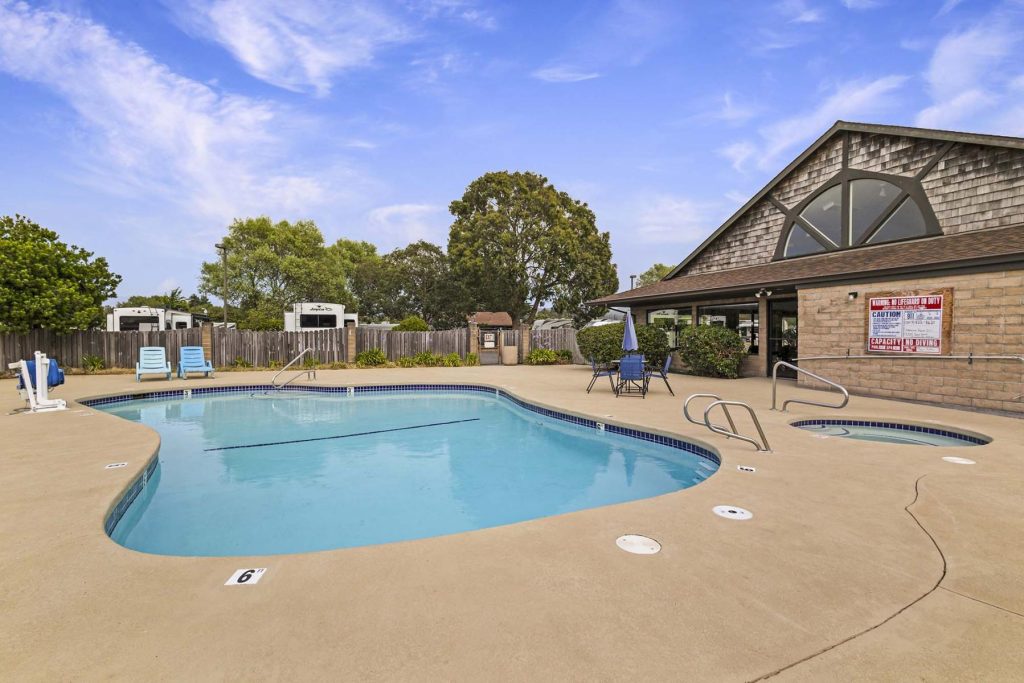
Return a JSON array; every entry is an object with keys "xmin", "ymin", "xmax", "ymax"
[
  {"xmin": 636, "ymin": 263, "xmax": 672, "ymax": 287},
  {"xmin": 448, "ymin": 171, "xmax": 617, "ymax": 327},
  {"xmin": 199, "ymin": 217, "xmax": 350, "ymax": 329},
  {"xmin": 350, "ymin": 240, "xmax": 467, "ymax": 328},
  {"xmin": 0, "ymin": 214, "xmax": 121, "ymax": 333},
  {"xmin": 393, "ymin": 315, "xmax": 430, "ymax": 331}
]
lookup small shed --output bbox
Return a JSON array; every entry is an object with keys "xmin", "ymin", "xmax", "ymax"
[{"xmin": 467, "ymin": 311, "xmax": 513, "ymax": 329}]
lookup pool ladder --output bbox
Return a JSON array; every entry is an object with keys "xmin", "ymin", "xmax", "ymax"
[
  {"xmin": 683, "ymin": 394, "xmax": 771, "ymax": 452},
  {"xmin": 253, "ymin": 349, "xmax": 317, "ymax": 397}
]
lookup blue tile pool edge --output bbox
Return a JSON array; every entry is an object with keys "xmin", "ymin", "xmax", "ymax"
[
  {"xmin": 84, "ymin": 383, "xmax": 722, "ymax": 537},
  {"xmin": 790, "ymin": 418, "xmax": 990, "ymax": 445}
]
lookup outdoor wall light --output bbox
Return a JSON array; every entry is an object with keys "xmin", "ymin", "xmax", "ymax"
[
  {"xmin": 848, "ymin": 291, "xmax": 859, "ymax": 301},
  {"xmin": 754, "ymin": 288, "xmax": 772, "ymax": 298}
]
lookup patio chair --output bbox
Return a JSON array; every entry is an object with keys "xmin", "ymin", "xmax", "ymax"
[
  {"xmin": 615, "ymin": 354, "xmax": 649, "ymax": 398},
  {"xmin": 587, "ymin": 357, "xmax": 616, "ymax": 393},
  {"xmin": 136, "ymin": 346, "xmax": 172, "ymax": 382},
  {"xmin": 645, "ymin": 355, "xmax": 675, "ymax": 396},
  {"xmin": 178, "ymin": 346, "xmax": 214, "ymax": 379}
]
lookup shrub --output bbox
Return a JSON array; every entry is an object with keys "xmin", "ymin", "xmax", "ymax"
[
  {"xmin": 676, "ymin": 325, "xmax": 748, "ymax": 378},
  {"xmin": 82, "ymin": 354, "xmax": 105, "ymax": 374},
  {"xmin": 412, "ymin": 351, "xmax": 441, "ymax": 367},
  {"xmin": 355, "ymin": 348, "xmax": 387, "ymax": 367},
  {"xmin": 464, "ymin": 352, "xmax": 479, "ymax": 366},
  {"xmin": 555, "ymin": 349, "xmax": 574, "ymax": 364},
  {"xmin": 396, "ymin": 356, "xmax": 417, "ymax": 368},
  {"xmin": 303, "ymin": 355, "xmax": 320, "ymax": 369},
  {"xmin": 268, "ymin": 359, "xmax": 283, "ymax": 370},
  {"xmin": 441, "ymin": 352, "xmax": 462, "ymax": 367},
  {"xmin": 232, "ymin": 356, "xmax": 253, "ymax": 368},
  {"xmin": 525, "ymin": 348, "xmax": 558, "ymax": 365},
  {"xmin": 576, "ymin": 323, "xmax": 669, "ymax": 365},
  {"xmin": 393, "ymin": 315, "xmax": 430, "ymax": 332},
  {"xmin": 326, "ymin": 361, "xmax": 348, "ymax": 370}
]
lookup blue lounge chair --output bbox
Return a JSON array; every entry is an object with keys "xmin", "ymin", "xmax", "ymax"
[
  {"xmin": 615, "ymin": 355, "xmax": 649, "ymax": 398},
  {"xmin": 178, "ymin": 346, "xmax": 214, "ymax": 379},
  {"xmin": 136, "ymin": 347, "xmax": 172, "ymax": 382},
  {"xmin": 645, "ymin": 355, "xmax": 675, "ymax": 396},
  {"xmin": 587, "ymin": 357, "xmax": 616, "ymax": 393}
]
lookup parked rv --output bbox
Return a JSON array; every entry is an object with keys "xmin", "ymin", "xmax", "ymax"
[
  {"xmin": 106, "ymin": 307, "xmax": 210, "ymax": 332},
  {"xmin": 283, "ymin": 303, "xmax": 358, "ymax": 331}
]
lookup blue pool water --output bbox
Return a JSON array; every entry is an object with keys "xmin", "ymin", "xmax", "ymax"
[{"xmin": 98, "ymin": 390, "xmax": 718, "ymax": 556}]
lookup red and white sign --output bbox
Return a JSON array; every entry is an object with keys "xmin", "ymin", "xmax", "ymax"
[{"xmin": 868, "ymin": 295, "xmax": 944, "ymax": 354}]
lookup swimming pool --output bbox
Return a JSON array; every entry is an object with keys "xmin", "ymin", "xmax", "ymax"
[
  {"xmin": 93, "ymin": 386, "xmax": 719, "ymax": 556},
  {"xmin": 792, "ymin": 419, "xmax": 989, "ymax": 446}
]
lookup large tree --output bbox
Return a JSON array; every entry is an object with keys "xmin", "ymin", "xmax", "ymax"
[
  {"xmin": 199, "ymin": 217, "xmax": 351, "ymax": 329},
  {"xmin": 349, "ymin": 240, "xmax": 467, "ymax": 328},
  {"xmin": 448, "ymin": 171, "xmax": 617, "ymax": 327},
  {"xmin": 0, "ymin": 214, "xmax": 121, "ymax": 333},
  {"xmin": 636, "ymin": 262, "xmax": 672, "ymax": 287}
]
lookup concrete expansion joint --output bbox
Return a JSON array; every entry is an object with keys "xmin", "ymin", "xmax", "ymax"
[{"xmin": 748, "ymin": 474, "xmax": 949, "ymax": 682}]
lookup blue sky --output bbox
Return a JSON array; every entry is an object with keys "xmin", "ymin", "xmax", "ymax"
[{"xmin": 1, "ymin": 0, "xmax": 1022, "ymax": 300}]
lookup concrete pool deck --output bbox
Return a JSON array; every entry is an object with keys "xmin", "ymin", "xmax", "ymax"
[{"xmin": 1, "ymin": 366, "xmax": 1022, "ymax": 681}]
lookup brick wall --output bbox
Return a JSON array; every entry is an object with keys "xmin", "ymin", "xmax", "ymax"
[
  {"xmin": 680, "ymin": 132, "xmax": 1024, "ymax": 276},
  {"xmin": 797, "ymin": 270, "xmax": 1024, "ymax": 414}
]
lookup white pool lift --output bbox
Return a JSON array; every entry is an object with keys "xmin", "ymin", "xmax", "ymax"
[{"xmin": 9, "ymin": 351, "xmax": 67, "ymax": 413}]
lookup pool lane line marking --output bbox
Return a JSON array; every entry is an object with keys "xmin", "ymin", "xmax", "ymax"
[{"xmin": 203, "ymin": 418, "xmax": 481, "ymax": 452}]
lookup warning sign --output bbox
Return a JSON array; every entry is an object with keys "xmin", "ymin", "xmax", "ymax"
[{"xmin": 867, "ymin": 294, "xmax": 946, "ymax": 354}]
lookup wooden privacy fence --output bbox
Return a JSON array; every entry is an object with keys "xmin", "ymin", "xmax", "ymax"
[
  {"xmin": 0, "ymin": 328, "xmax": 202, "ymax": 370},
  {"xmin": 530, "ymin": 328, "xmax": 585, "ymax": 364},
  {"xmin": 356, "ymin": 328, "xmax": 469, "ymax": 361},
  {"xmin": 210, "ymin": 328, "xmax": 348, "ymax": 367},
  {"xmin": 2, "ymin": 325, "xmax": 587, "ymax": 369}
]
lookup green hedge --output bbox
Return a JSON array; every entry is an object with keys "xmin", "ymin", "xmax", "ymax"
[
  {"xmin": 576, "ymin": 323, "xmax": 669, "ymax": 365},
  {"xmin": 676, "ymin": 325, "xmax": 747, "ymax": 378}
]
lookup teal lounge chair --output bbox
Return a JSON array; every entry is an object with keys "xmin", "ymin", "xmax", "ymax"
[
  {"xmin": 178, "ymin": 346, "xmax": 214, "ymax": 379},
  {"xmin": 136, "ymin": 347, "xmax": 172, "ymax": 382}
]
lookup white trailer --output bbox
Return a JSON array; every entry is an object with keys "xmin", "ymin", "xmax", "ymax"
[
  {"xmin": 283, "ymin": 303, "xmax": 358, "ymax": 331},
  {"xmin": 106, "ymin": 307, "xmax": 210, "ymax": 331}
]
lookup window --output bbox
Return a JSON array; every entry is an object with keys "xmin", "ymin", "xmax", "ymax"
[
  {"xmin": 299, "ymin": 314, "xmax": 337, "ymax": 328},
  {"xmin": 647, "ymin": 309, "xmax": 691, "ymax": 347},
  {"xmin": 775, "ymin": 170, "xmax": 938, "ymax": 259},
  {"xmin": 697, "ymin": 303, "xmax": 759, "ymax": 353}
]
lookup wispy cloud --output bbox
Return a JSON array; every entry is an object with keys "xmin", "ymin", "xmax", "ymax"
[
  {"xmin": 367, "ymin": 203, "xmax": 448, "ymax": 247},
  {"xmin": 406, "ymin": 0, "xmax": 498, "ymax": 30},
  {"xmin": 531, "ymin": 65, "xmax": 600, "ymax": 83},
  {"xmin": 531, "ymin": 0, "xmax": 677, "ymax": 84},
  {"xmin": 757, "ymin": 75, "xmax": 907, "ymax": 168},
  {"xmin": 916, "ymin": 12, "xmax": 1024, "ymax": 133},
  {"xmin": 690, "ymin": 91, "xmax": 761, "ymax": 125},
  {"xmin": 630, "ymin": 194, "xmax": 724, "ymax": 245},
  {"xmin": 777, "ymin": 0, "xmax": 824, "ymax": 23},
  {"xmin": 841, "ymin": 0, "xmax": 883, "ymax": 9},
  {"xmin": 937, "ymin": 0, "xmax": 965, "ymax": 16},
  {"xmin": 171, "ymin": 0, "xmax": 412, "ymax": 96},
  {"xmin": 719, "ymin": 141, "xmax": 756, "ymax": 172},
  {"xmin": 0, "ymin": 1, "xmax": 361, "ymax": 243}
]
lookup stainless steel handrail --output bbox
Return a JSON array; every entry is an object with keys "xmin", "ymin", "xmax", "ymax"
[
  {"xmin": 771, "ymin": 361, "xmax": 849, "ymax": 412},
  {"xmin": 703, "ymin": 400, "xmax": 772, "ymax": 452},
  {"xmin": 794, "ymin": 353, "xmax": 1024, "ymax": 401},
  {"xmin": 254, "ymin": 348, "xmax": 316, "ymax": 396},
  {"xmin": 683, "ymin": 393, "xmax": 738, "ymax": 436}
]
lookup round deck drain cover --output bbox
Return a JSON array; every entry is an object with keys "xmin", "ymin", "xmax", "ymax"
[
  {"xmin": 713, "ymin": 505, "xmax": 753, "ymax": 520},
  {"xmin": 616, "ymin": 534, "xmax": 661, "ymax": 554},
  {"xmin": 942, "ymin": 456, "xmax": 976, "ymax": 465},
  {"xmin": 737, "ymin": 465, "xmax": 756, "ymax": 473}
]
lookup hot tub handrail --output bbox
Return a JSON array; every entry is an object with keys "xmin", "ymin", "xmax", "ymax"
[
  {"xmin": 772, "ymin": 361, "xmax": 850, "ymax": 412},
  {"xmin": 703, "ymin": 400, "xmax": 772, "ymax": 452},
  {"xmin": 790, "ymin": 353, "xmax": 1024, "ymax": 402}
]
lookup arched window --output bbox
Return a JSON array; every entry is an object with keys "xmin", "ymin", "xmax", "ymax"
[{"xmin": 773, "ymin": 170, "xmax": 940, "ymax": 260}]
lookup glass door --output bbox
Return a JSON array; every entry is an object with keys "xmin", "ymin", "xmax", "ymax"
[{"xmin": 767, "ymin": 299, "xmax": 798, "ymax": 378}]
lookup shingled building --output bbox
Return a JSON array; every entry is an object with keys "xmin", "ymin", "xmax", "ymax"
[{"xmin": 592, "ymin": 122, "xmax": 1024, "ymax": 414}]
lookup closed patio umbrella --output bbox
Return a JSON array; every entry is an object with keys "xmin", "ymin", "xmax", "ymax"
[{"xmin": 622, "ymin": 313, "xmax": 638, "ymax": 354}]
